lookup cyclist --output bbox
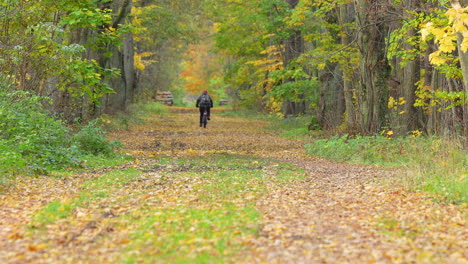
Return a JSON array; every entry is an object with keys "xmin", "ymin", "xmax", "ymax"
[{"xmin": 196, "ymin": 90, "xmax": 213, "ymax": 127}]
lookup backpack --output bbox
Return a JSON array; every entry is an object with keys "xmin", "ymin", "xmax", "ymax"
[{"xmin": 200, "ymin": 94, "xmax": 210, "ymax": 105}]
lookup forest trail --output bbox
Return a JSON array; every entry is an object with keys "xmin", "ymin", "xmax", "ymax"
[{"xmin": 0, "ymin": 107, "xmax": 466, "ymax": 263}]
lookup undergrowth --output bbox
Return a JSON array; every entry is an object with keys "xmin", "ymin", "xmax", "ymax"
[
  {"xmin": 218, "ymin": 108, "xmax": 278, "ymax": 121},
  {"xmin": 101, "ymin": 101, "xmax": 169, "ymax": 130},
  {"xmin": 306, "ymin": 134, "xmax": 467, "ymax": 203},
  {"xmin": 0, "ymin": 87, "xmax": 123, "ymax": 176},
  {"xmin": 267, "ymin": 115, "xmax": 322, "ymax": 139}
]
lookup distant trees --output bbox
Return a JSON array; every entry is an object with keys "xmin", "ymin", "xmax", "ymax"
[
  {"xmin": 0, "ymin": 0, "xmax": 203, "ymax": 121},
  {"xmin": 0, "ymin": 0, "xmax": 135, "ymax": 121},
  {"xmin": 207, "ymin": 0, "xmax": 468, "ymax": 138},
  {"xmin": 0, "ymin": 0, "xmax": 466, "ymax": 138}
]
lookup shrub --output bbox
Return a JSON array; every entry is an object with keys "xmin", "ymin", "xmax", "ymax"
[
  {"xmin": 0, "ymin": 86, "xmax": 121, "ymax": 175},
  {"xmin": 73, "ymin": 119, "xmax": 121, "ymax": 156},
  {"xmin": 0, "ymin": 89, "xmax": 81, "ymax": 173}
]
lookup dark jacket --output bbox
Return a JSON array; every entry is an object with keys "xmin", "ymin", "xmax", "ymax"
[{"xmin": 196, "ymin": 93, "xmax": 213, "ymax": 107}]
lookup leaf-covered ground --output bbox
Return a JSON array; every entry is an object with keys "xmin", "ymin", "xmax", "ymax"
[{"xmin": 0, "ymin": 107, "xmax": 466, "ymax": 263}]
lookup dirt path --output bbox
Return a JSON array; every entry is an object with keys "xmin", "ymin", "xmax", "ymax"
[
  {"xmin": 0, "ymin": 107, "xmax": 466, "ymax": 263},
  {"xmin": 115, "ymin": 107, "xmax": 468, "ymax": 263}
]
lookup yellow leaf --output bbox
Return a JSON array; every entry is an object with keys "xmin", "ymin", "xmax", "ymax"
[
  {"xmin": 452, "ymin": 21, "xmax": 466, "ymax": 33},
  {"xmin": 429, "ymin": 51, "xmax": 448, "ymax": 66},
  {"xmin": 388, "ymin": 96, "xmax": 395, "ymax": 108},
  {"xmin": 118, "ymin": 238, "xmax": 130, "ymax": 244},
  {"xmin": 438, "ymin": 33, "xmax": 457, "ymax": 53},
  {"xmin": 421, "ymin": 28, "xmax": 429, "ymax": 41},
  {"xmin": 27, "ymin": 244, "xmax": 48, "ymax": 252}
]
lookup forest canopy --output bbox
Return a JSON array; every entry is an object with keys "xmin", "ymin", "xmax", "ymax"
[{"xmin": 0, "ymin": 0, "xmax": 467, "ymax": 138}]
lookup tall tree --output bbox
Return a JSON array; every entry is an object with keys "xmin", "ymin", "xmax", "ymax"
[
  {"xmin": 354, "ymin": 0, "xmax": 390, "ymax": 133},
  {"xmin": 282, "ymin": 0, "xmax": 306, "ymax": 116}
]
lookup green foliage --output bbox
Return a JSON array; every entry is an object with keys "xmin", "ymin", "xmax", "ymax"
[
  {"xmin": 0, "ymin": 89, "xmax": 80, "ymax": 174},
  {"xmin": 0, "ymin": 0, "xmax": 125, "ymax": 103},
  {"xmin": 60, "ymin": 7, "xmax": 113, "ymax": 29},
  {"xmin": 102, "ymin": 101, "xmax": 169, "ymax": 130},
  {"xmin": 218, "ymin": 109, "xmax": 278, "ymax": 121},
  {"xmin": 204, "ymin": 0, "xmax": 284, "ymax": 110},
  {"xmin": 268, "ymin": 115, "xmax": 322, "ymax": 139},
  {"xmin": 387, "ymin": 10, "xmax": 430, "ymax": 67},
  {"xmin": 306, "ymin": 135, "xmax": 467, "ymax": 203},
  {"xmin": 267, "ymin": 78, "xmax": 319, "ymax": 103},
  {"xmin": 136, "ymin": 101, "xmax": 169, "ymax": 116},
  {"xmin": 132, "ymin": 0, "xmax": 203, "ymax": 96},
  {"xmin": 59, "ymin": 58, "xmax": 120, "ymax": 104},
  {"xmin": 73, "ymin": 119, "xmax": 122, "ymax": 156},
  {"xmin": 206, "ymin": 0, "xmax": 360, "ymax": 112},
  {"xmin": 0, "ymin": 86, "xmax": 122, "ymax": 175}
]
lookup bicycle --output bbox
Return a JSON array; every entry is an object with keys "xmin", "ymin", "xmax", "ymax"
[{"xmin": 201, "ymin": 108, "xmax": 209, "ymax": 128}]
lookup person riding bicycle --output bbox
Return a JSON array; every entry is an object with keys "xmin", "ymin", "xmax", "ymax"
[{"xmin": 196, "ymin": 90, "xmax": 213, "ymax": 126}]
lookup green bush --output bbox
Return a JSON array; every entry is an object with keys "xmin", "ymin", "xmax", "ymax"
[
  {"xmin": 0, "ymin": 139, "xmax": 26, "ymax": 175},
  {"xmin": 0, "ymin": 87, "xmax": 121, "ymax": 175},
  {"xmin": 73, "ymin": 119, "xmax": 121, "ymax": 156},
  {"xmin": 0, "ymin": 90, "xmax": 80, "ymax": 173}
]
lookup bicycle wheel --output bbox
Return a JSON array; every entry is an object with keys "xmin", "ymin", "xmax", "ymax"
[{"xmin": 202, "ymin": 112, "xmax": 208, "ymax": 128}]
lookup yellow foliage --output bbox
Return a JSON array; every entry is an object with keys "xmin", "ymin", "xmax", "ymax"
[
  {"xmin": 429, "ymin": 50, "xmax": 448, "ymax": 66},
  {"xmin": 134, "ymin": 52, "xmax": 155, "ymax": 71},
  {"xmin": 411, "ymin": 130, "xmax": 423, "ymax": 138},
  {"xmin": 388, "ymin": 96, "xmax": 406, "ymax": 110},
  {"xmin": 388, "ymin": 96, "xmax": 395, "ymax": 109},
  {"xmin": 438, "ymin": 33, "xmax": 457, "ymax": 53},
  {"xmin": 422, "ymin": 5, "xmax": 468, "ymax": 64},
  {"xmin": 380, "ymin": 129, "xmax": 394, "ymax": 139}
]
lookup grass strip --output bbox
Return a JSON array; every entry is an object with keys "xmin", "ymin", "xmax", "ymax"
[
  {"xmin": 119, "ymin": 154, "xmax": 306, "ymax": 263},
  {"xmin": 306, "ymin": 135, "xmax": 467, "ymax": 203},
  {"xmin": 32, "ymin": 168, "xmax": 141, "ymax": 227}
]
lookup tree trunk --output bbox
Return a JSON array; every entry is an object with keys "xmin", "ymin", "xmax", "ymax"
[
  {"xmin": 338, "ymin": 3, "xmax": 357, "ymax": 128},
  {"xmin": 452, "ymin": 0, "xmax": 468, "ymax": 137},
  {"xmin": 101, "ymin": 0, "xmax": 135, "ymax": 114},
  {"xmin": 355, "ymin": 0, "xmax": 390, "ymax": 133},
  {"xmin": 282, "ymin": 0, "xmax": 305, "ymax": 117},
  {"xmin": 317, "ymin": 64, "xmax": 345, "ymax": 129}
]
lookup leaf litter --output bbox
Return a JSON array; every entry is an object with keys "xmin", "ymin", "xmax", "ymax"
[{"xmin": 0, "ymin": 107, "xmax": 466, "ymax": 263}]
